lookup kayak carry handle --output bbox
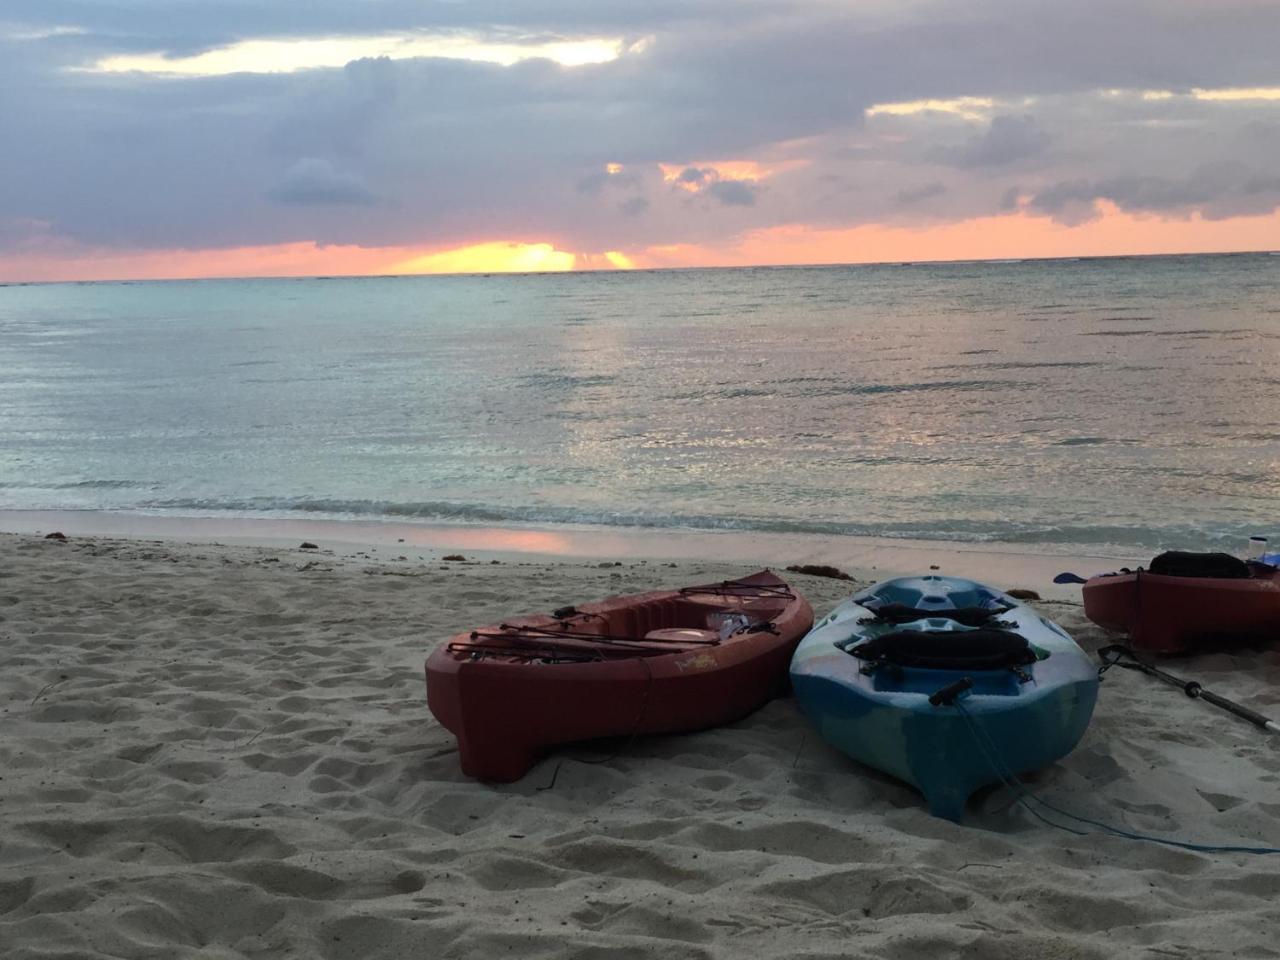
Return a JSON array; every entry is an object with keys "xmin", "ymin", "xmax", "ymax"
[{"xmin": 929, "ymin": 676, "xmax": 975, "ymax": 707}]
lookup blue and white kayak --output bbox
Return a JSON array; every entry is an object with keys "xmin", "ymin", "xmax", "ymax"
[{"xmin": 790, "ymin": 575, "xmax": 1098, "ymax": 821}]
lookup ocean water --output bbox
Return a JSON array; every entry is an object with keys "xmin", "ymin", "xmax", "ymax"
[{"xmin": 2, "ymin": 254, "xmax": 1278, "ymax": 553}]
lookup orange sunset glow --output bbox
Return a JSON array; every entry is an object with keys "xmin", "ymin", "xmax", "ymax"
[{"xmin": 4, "ymin": 206, "xmax": 1277, "ymax": 283}]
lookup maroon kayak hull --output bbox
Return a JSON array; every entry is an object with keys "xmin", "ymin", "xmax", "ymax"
[
  {"xmin": 1083, "ymin": 567, "xmax": 1280, "ymax": 653},
  {"xmin": 426, "ymin": 570, "xmax": 813, "ymax": 781}
]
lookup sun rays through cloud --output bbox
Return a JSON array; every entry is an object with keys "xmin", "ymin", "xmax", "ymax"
[{"xmin": 390, "ymin": 241, "xmax": 578, "ymax": 274}]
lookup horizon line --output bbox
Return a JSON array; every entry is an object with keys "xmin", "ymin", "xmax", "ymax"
[{"xmin": 2, "ymin": 246, "xmax": 1277, "ymax": 287}]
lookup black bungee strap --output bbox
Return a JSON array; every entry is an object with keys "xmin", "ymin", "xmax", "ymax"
[
  {"xmin": 859, "ymin": 602, "xmax": 1012, "ymax": 627},
  {"xmin": 849, "ymin": 627, "xmax": 1038, "ymax": 672}
]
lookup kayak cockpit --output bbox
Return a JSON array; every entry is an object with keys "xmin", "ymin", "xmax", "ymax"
[
  {"xmin": 448, "ymin": 592, "xmax": 788, "ymax": 664},
  {"xmin": 839, "ymin": 621, "xmax": 1044, "ymax": 695}
]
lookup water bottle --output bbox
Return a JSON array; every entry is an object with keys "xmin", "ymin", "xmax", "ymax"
[
  {"xmin": 1257, "ymin": 539, "xmax": 1279, "ymax": 567},
  {"xmin": 1246, "ymin": 535, "xmax": 1267, "ymax": 561}
]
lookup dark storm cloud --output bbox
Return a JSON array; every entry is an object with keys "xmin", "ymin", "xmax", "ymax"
[{"xmin": 2, "ymin": 0, "xmax": 1280, "ymax": 257}]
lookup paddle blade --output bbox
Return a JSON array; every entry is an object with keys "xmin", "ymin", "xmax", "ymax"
[{"xmin": 1053, "ymin": 572, "xmax": 1089, "ymax": 584}]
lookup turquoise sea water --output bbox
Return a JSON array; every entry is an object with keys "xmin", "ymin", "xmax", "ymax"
[{"xmin": 2, "ymin": 254, "xmax": 1278, "ymax": 552}]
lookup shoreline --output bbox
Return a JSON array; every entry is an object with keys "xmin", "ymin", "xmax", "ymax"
[{"xmin": 0, "ymin": 508, "xmax": 1142, "ymax": 600}]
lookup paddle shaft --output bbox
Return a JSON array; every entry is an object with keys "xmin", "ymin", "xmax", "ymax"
[
  {"xmin": 1184, "ymin": 682, "xmax": 1279, "ymax": 733},
  {"xmin": 1113, "ymin": 651, "xmax": 1280, "ymax": 733}
]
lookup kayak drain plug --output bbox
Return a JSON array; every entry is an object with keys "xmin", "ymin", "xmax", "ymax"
[{"xmin": 929, "ymin": 676, "xmax": 975, "ymax": 707}]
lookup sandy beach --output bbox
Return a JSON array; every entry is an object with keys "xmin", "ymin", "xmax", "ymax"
[
  {"xmin": 7, "ymin": 0, "xmax": 1280, "ymax": 956},
  {"xmin": 3, "ymin": 528, "xmax": 1280, "ymax": 959}
]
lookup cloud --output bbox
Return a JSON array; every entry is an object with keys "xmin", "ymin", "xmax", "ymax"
[
  {"xmin": 3, "ymin": 0, "xmax": 1280, "ymax": 269},
  {"xmin": 0, "ymin": 216, "xmax": 42, "ymax": 245},
  {"xmin": 78, "ymin": 32, "xmax": 625, "ymax": 75},
  {"xmin": 1025, "ymin": 179, "xmax": 1099, "ymax": 225},
  {"xmin": 267, "ymin": 158, "xmax": 377, "ymax": 205},
  {"xmin": 619, "ymin": 195, "xmax": 649, "ymax": 216},
  {"xmin": 576, "ymin": 172, "xmax": 609, "ymax": 194},
  {"xmin": 664, "ymin": 166, "xmax": 758, "ymax": 206},
  {"xmin": 576, "ymin": 162, "xmax": 643, "ymax": 195},
  {"xmin": 705, "ymin": 179, "xmax": 757, "ymax": 206},
  {"xmin": 895, "ymin": 182, "xmax": 947, "ymax": 205},
  {"xmin": 677, "ymin": 166, "xmax": 713, "ymax": 186},
  {"xmin": 1030, "ymin": 163, "xmax": 1280, "ymax": 224},
  {"xmin": 934, "ymin": 115, "xmax": 1050, "ymax": 168}
]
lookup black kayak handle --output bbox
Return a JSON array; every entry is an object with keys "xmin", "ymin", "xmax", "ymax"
[{"xmin": 929, "ymin": 676, "xmax": 975, "ymax": 707}]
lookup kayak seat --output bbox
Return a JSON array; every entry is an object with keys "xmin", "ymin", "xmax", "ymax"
[
  {"xmin": 850, "ymin": 628, "xmax": 1038, "ymax": 671},
  {"xmin": 1148, "ymin": 551, "xmax": 1250, "ymax": 579}
]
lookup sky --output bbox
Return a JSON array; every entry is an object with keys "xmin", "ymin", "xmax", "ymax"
[{"xmin": 1, "ymin": 1, "xmax": 1279, "ymax": 280}]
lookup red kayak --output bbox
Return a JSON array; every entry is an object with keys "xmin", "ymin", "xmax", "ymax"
[
  {"xmin": 425, "ymin": 570, "xmax": 813, "ymax": 781},
  {"xmin": 1083, "ymin": 552, "xmax": 1280, "ymax": 653}
]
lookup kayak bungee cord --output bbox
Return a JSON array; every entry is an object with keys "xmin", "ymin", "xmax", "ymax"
[
  {"xmin": 459, "ymin": 619, "xmax": 751, "ymax": 661},
  {"xmin": 448, "ymin": 641, "xmax": 612, "ymax": 663},
  {"xmin": 679, "ymin": 577, "xmax": 796, "ymax": 601},
  {"xmin": 493, "ymin": 625, "xmax": 723, "ymax": 645},
  {"xmin": 933, "ymin": 687, "xmax": 1280, "ymax": 854},
  {"xmin": 458, "ymin": 635, "xmax": 677, "ymax": 660},
  {"xmin": 457, "ymin": 579, "xmax": 789, "ymax": 663},
  {"xmin": 1097, "ymin": 644, "xmax": 1280, "ymax": 734}
]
